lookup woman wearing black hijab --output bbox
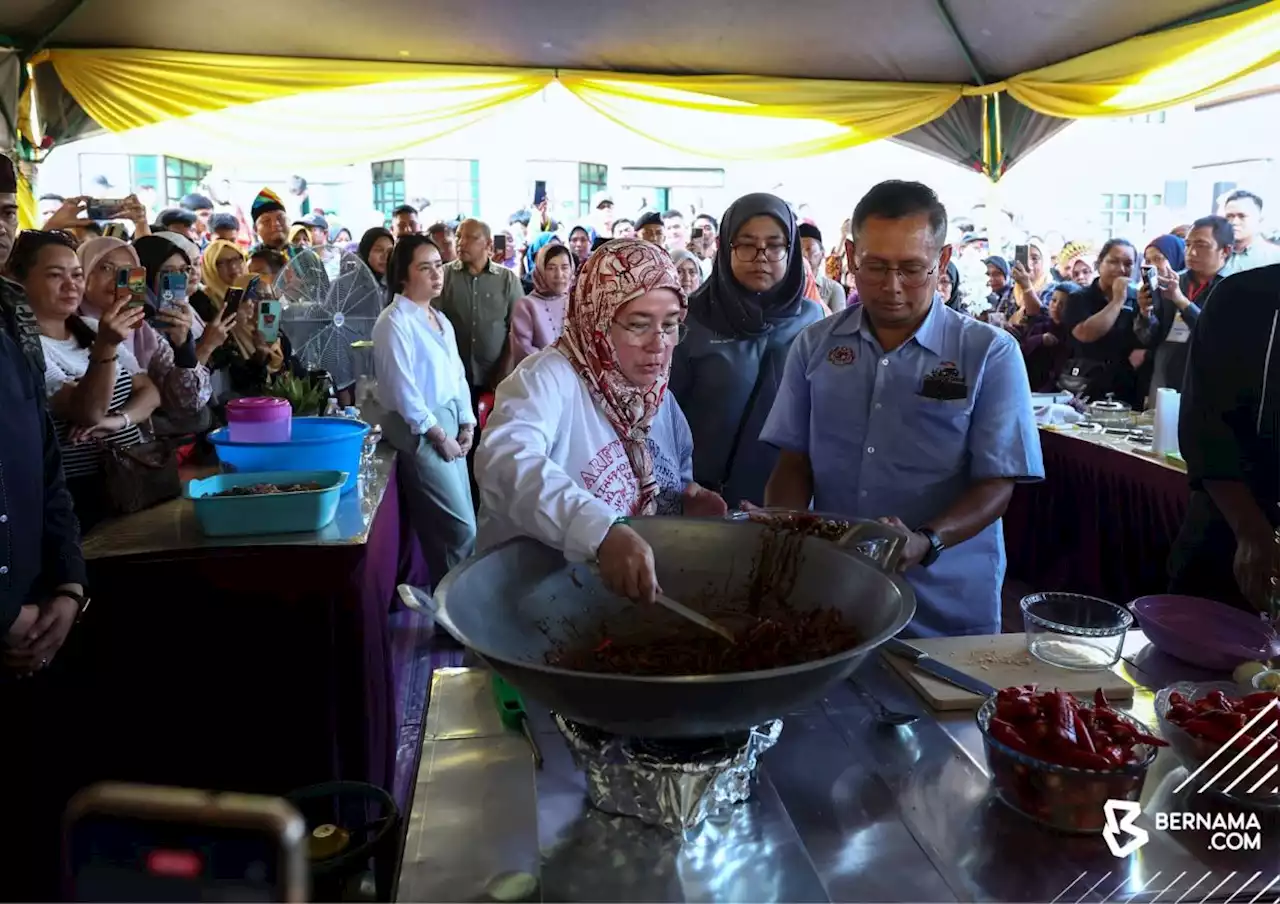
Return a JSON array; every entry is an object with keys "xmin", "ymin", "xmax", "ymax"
[{"xmin": 669, "ymin": 192, "xmax": 824, "ymax": 508}]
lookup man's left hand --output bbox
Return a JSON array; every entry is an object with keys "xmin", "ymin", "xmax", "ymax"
[
  {"xmin": 3, "ymin": 595, "xmax": 79, "ymax": 674},
  {"xmin": 877, "ymin": 516, "xmax": 931, "ymax": 572},
  {"xmin": 683, "ymin": 482, "xmax": 728, "ymax": 518}
]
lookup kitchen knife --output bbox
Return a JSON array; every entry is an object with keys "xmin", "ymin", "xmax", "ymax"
[{"xmin": 882, "ymin": 637, "xmax": 998, "ymax": 698}]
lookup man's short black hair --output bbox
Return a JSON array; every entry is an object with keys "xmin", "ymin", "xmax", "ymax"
[
  {"xmin": 851, "ymin": 180, "xmax": 948, "ymax": 249},
  {"xmin": 1191, "ymin": 214, "xmax": 1234, "ymax": 250},
  {"xmin": 391, "ymin": 204, "xmax": 418, "ymax": 218},
  {"xmin": 797, "ymin": 222, "xmax": 823, "ymax": 244},
  {"xmin": 1224, "ymin": 189, "xmax": 1263, "ymax": 211},
  {"xmin": 662, "ymin": 209, "xmax": 683, "ymax": 221},
  {"xmin": 694, "ymin": 213, "xmax": 719, "ymax": 230},
  {"xmin": 427, "ymin": 221, "xmax": 455, "ymax": 237},
  {"xmin": 180, "ymin": 192, "xmax": 213, "ymax": 211},
  {"xmin": 249, "ymin": 247, "xmax": 287, "ymax": 274},
  {"xmin": 158, "ymin": 207, "xmax": 197, "ymax": 227}
]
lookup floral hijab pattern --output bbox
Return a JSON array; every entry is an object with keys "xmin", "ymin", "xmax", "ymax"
[{"xmin": 554, "ymin": 239, "xmax": 687, "ymax": 516}]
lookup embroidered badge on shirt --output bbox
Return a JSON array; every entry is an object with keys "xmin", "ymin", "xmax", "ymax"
[
  {"xmin": 827, "ymin": 345, "xmax": 855, "ymax": 366},
  {"xmin": 919, "ymin": 361, "xmax": 968, "ymax": 401}
]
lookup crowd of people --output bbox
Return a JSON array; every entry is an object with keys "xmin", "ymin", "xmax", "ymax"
[{"xmin": 2, "ymin": 148, "xmax": 1279, "ymax": 897}]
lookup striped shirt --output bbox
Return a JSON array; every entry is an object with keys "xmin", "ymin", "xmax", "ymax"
[{"xmin": 41, "ymin": 324, "xmax": 145, "ymax": 478}]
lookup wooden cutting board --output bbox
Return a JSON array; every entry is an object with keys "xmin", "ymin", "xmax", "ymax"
[{"xmin": 881, "ymin": 633, "xmax": 1134, "ymax": 711}]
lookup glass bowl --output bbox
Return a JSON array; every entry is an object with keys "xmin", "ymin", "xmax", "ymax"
[
  {"xmin": 1153, "ymin": 680, "xmax": 1280, "ymax": 810},
  {"xmin": 1020, "ymin": 592, "xmax": 1133, "ymax": 670},
  {"xmin": 976, "ymin": 694, "xmax": 1157, "ymax": 833}
]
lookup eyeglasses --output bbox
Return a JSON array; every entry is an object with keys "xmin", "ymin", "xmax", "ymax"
[
  {"xmin": 853, "ymin": 260, "xmax": 937, "ymax": 289},
  {"xmin": 160, "ymin": 265, "xmax": 198, "ymax": 278},
  {"xmin": 731, "ymin": 243, "xmax": 789, "ymax": 263},
  {"xmin": 612, "ymin": 320, "xmax": 688, "ymax": 346}
]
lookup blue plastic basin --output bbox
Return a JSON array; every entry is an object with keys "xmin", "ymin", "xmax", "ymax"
[
  {"xmin": 186, "ymin": 469, "xmax": 347, "ymax": 537},
  {"xmin": 208, "ymin": 417, "xmax": 370, "ymax": 494}
]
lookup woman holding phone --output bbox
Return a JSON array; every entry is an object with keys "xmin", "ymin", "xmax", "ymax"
[
  {"xmin": 9, "ymin": 231, "xmax": 162, "ymax": 530},
  {"xmin": 373, "ymin": 234, "xmax": 477, "ymax": 587},
  {"xmin": 76, "ymin": 235, "xmax": 212, "ymax": 417}
]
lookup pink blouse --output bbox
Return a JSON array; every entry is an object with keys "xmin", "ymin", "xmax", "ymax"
[{"xmin": 507, "ymin": 292, "xmax": 569, "ymax": 368}]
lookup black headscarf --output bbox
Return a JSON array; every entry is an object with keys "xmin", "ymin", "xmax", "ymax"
[
  {"xmin": 357, "ymin": 227, "xmax": 393, "ymax": 285},
  {"xmin": 134, "ymin": 234, "xmax": 189, "ymax": 294},
  {"xmin": 943, "ymin": 260, "xmax": 962, "ymax": 310},
  {"xmin": 689, "ymin": 192, "xmax": 806, "ymax": 339}
]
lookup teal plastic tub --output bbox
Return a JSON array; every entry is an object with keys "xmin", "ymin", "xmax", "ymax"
[
  {"xmin": 186, "ymin": 469, "xmax": 347, "ymax": 537},
  {"xmin": 208, "ymin": 417, "xmax": 370, "ymax": 494}
]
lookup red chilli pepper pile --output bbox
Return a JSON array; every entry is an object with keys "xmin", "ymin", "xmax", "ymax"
[
  {"xmin": 990, "ymin": 686, "xmax": 1168, "ymax": 770},
  {"xmin": 1164, "ymin": 689, "xmax": 1280, "ymax": 754},
  {"xmin": 985, "ymin": 686, "xmax": 1167, "ymax": 833}
]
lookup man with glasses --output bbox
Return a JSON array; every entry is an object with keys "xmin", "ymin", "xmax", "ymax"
[{"xmin": 761, "ymin": 180, "xmax": 1044, "ymax": 638}]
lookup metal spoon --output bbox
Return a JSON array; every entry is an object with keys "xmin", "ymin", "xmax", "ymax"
[
  {"xmin": 587, "ymin": 564, "xmax": 736, "ymax": 644},
  {"xmin": 847, "ymin": 676, "xmax": 918, "ymax": 726}
]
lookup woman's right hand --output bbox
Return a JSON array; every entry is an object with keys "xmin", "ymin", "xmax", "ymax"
[
  {"xmin": 597, "ymin": 523, "xmax": 659, "ymax": 605},
  {"xmin": 1136, "ymin": 282, "xmax": 1153, "ymax": 314},
  {"xmin": 201, "ymin": 309, "xmax": 237, "ymax": 351},
  {"xmin": 96, "ymin": 296, "xmax": 146, "ymax": 347},
  {"xmin": 1109, "ymin": 276, "xmax": 1130, "ymax": 306}
]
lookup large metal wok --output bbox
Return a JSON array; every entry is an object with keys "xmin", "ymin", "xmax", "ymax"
[{"xmin": 425, "ymin": 514, "xmax": 916, "ymax": 738}]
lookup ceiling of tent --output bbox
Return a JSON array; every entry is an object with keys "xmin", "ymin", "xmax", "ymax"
[{"xmin": 0, "ymin": 0, "xmax": 1249, "ymax": 171}]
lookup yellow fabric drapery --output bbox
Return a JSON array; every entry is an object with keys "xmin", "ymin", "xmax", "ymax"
[
  {"xmin": 16, "ymin": 168, "xmax": 36, "ymax": 230},
  {"xmin": 556, "ymin": 72, "xmax": 963, "ymax": 160},
  {"xmin": 1004, "ymin": 0, "xmax": 1280, "ymax": 117},
  {"xmin": 28, "ymin": 48, "xmax": 965, "ymax": 163}
]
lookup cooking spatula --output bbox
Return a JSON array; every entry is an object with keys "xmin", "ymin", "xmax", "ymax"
[{"xmin": 586, "ymin": 563, "xmax": 736, "ymax": 644}]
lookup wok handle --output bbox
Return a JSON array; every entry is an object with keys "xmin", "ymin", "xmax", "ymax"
[
  {"xmin": 397, "ymin": 583, "xmax": 465, "ymax": 640},
  {"xmin": 834, "ymin": 521, "xmax": 908, "ymax": 573}
]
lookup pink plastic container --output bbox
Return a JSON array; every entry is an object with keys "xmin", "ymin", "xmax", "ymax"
[{"xmin": 225, "ymin": 397, "xmax": 293, "ymax": 444}]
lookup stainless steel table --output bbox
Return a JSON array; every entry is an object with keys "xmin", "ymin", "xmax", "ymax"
[{"xmin": 396, "ymin": 634, "xmax": 1279, "ymax": 903}]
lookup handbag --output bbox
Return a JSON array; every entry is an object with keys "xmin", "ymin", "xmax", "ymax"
[
  {"xmin": 102, "ymin": 440, "xmax": 182, "ymax": 515},
  {"xmin": 1057, "ymin": 358, "xmax": 1108, "ymax": 397}
]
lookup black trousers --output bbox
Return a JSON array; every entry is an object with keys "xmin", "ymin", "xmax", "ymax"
[{"xmin": 0, "ymin": 630, "xmax": 91, "ymax": 902}]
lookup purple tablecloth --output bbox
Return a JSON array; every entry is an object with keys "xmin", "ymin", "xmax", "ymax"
[
  {"xmin": 1004, "ymin": 430, "xmax": 1189, "ymax": 604},
  {"xmin": 77, "ymin": 461, "xmax": 429, "ymax": 798}
]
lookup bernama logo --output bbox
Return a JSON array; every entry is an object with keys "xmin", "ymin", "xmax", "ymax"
[
  {"xmin": 1102, "ymin": 696, "xmax": 1277, "ymax": 858},
  {"xmin": 1104, "ymin": 801, "xmax": 1263, "ymax": 857}
]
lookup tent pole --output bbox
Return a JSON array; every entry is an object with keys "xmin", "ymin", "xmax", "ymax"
[{"xmin": 931, "ymin": 0, "xmax": 1004, "ymax": 180}]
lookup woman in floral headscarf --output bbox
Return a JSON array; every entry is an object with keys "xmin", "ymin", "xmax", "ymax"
[{"xmin": 476, "ymin": 239, "xmax": 727, "ymax": 603}]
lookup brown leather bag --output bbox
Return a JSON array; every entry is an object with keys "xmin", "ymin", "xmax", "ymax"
[{"xmin": 102, "ymin": 440, "xmax": 182, "ymax": 515}]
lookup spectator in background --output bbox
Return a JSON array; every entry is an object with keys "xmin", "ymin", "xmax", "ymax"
[
  {"xmin": 300, "ymin": 213, "xmax": 329, "ymax": 249},
  {"xmin": 797, "ymin": 223, "xmax": 846, "ymax": 314},
  {"xmin": 180, "ymin": 192, "xmax": 214, "ymax": 244},
  {"xmin": 1062, "ymin": 238, "xmax": 1142, "ymax": 404},
  {"xmin": 670, "ymin": 248, "xmax": 703, "ymax": 297},
  {"xmin": 288, "ymin": 175, "xmax": 310, "ymax": 220},
  {"xmin": 209, "ymin": 212, "xmax": 240, "ymax": 244},
  {"xmin": 503, "ymin": 242, "xmax": 575, "ymax": 373},
  {"xmin": 636, "ymin": 211, "xmax": 665, "ymax": 246},
  {"xmin": 38, "ymin": 194, "xmax": 65, "ymax": 222},
  {"xmin": 938, "ymin": 260, "xmax": 962, "ymax": 312},
  {"xmin": 427, "ymin": 222, "xmax": 457, "ymax": 262},
  {"xmin": 250, "ymin": 188, "xmax": 290, "ymax": 254},
  {"xmin": 157, "ymin": 207, "xmax": 199, "ymax": 243},
  {"xmin": 358, "ymin": 226, "xmax": 394, "ymax": 295},
  {"xmin": 611, "ymin": 218, "xmax": 636, "ymax": 240},
  {"xmin": 1057, "ymin": 240, "xmax": 1095, "ymax": 288},
  {"xmin": 1220, "ymin": 189, "xmax": 1280, "ymax": 274},
  {"xmin": 567, "ymin": 224, "xmax": 594, "ymax": 269},
  {"xmin": 692, "ymin": 213, "xmax": 718, "ymax": 277},
  {"xmin": 589, "ymin": 191, "xmax": 615, "ymax": 237},
  {"xmin": 983, "ymin": 255, "xmax": 1015, "ymax": 322},
  {"xmin": 663, "ymin": 210, "xmax": 687, "ymax": 252},
  {"xmin": 1022, "ymin": 282, "xmax": 1075, "ymax": 392},
  {"xmin": 391, "ymin": 204, "xmax": 421, "ymax": 239},
  {"xmin": 1138, "ymin": 218, "xmax": 1232, "ymax": 397}
]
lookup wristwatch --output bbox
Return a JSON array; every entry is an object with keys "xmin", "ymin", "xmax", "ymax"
[
  {"xmin": 915, "ymin": 527, "xmax": 946, "ymax": 567},
  {"xmin": 50, "ymin": 589, "xmax": 91, "ymax": 620}
]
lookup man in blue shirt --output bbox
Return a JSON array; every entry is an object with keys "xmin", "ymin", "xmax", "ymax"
[{"xmin": 760, "ymin": 181, "xmax": 1044, "ymax": 636}]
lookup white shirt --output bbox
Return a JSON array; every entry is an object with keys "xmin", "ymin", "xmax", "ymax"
[
  {"xmin": 41, "ymin": 318, "xmax": 142, "ymax": 394},
  {"xmin": 475, "ymin": 347, "xmax": 694, "ymax": 562},
  {"xmin": 372, "ymin": 295, "xmax": 475, "ymax": 434}
]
